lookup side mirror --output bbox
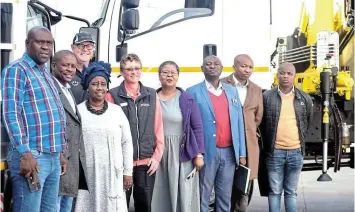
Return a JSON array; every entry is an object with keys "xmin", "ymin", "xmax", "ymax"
[
  {"xmin": 203, "ymin": 44, "xmax": 217, "ymax": 60},
  {"xmin": 122, "ymin": 0, "xmax": 139, "ymax": 8},
  {"xmin": 117, "ymin": 0, "xmax": 139, "ymax": 62},
  {"xmin": 116, "ymin": 43, "xmax": 128, "ymax": 62},
  {"xmin": 122, "ymin": 9, "xmax": 139, "ymax": 31},
  {"xmin": 79, "ymin": 27, "xmax": 100, "ymax": 62}
]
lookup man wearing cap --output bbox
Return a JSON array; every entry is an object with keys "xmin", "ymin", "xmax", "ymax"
[{"xmin": 69, "ymin": 32, "xmax": 95, "ymax": 104}]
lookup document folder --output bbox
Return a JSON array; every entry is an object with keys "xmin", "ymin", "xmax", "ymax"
[{"xmin": 233, "ymin": 164, "xmax": 251, "ymax": 195}]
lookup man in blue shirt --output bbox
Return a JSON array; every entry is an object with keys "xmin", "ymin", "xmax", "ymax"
[{"xmin": 1, "ymin": 26, "xmax": 67, "ymax": 212}]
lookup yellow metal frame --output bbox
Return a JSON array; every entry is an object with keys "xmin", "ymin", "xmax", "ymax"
[
  {"xmin": 274, "ymin": 0, "xmax": 354, "ymax": 100},
  {"xmin": 0, "ymin": 161, "xmax": 8, "ymax": 171}
]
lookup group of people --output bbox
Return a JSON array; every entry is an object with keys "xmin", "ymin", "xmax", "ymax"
[{"xmin": 1, "ymin": 26, "xmax": 313, "ymax": 212}]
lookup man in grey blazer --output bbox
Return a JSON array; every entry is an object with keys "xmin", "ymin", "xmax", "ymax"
[{"xmin": 51, "ymin": 50, "xmax": 88, "ymax": 212}]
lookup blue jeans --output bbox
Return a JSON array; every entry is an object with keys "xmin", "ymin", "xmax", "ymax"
[
  {"xmin": 10, "ymin": 149, "xmax": 61, "ymax": 212},
  {"xmin": 57, "ymin": 195, "xmax": 73, "ymax": 212},
  {"xmin": 199, "ymin": 147, "xmax": 236, "ymax": 212},
  {"xmin": 266, "ymin": 148, "xmax": 303, "ymax": 212}
]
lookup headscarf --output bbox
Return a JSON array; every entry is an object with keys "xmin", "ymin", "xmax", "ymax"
[{"xmin": 81, "ymin": 61, "xmax": 111, "ymax": 90}]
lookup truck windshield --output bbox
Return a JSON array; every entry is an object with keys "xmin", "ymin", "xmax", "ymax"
[
  {"xmin": 136, "ymin": 0, "xmax": 214, "ymax": 34},
  {"xmin": 115, "ymin": 0, "xmax": 214, "ymax": 39},
  {"xmin": 27, "ymin": 5, "xmax": 49, "ymax": 32},
  {"xmin": 92, "ymin": 0, "xmax": 110, "ymax": 27}
]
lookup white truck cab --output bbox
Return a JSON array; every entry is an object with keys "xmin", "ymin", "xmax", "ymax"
[
  {"xmin": 0, "ymin": 2, "xmax": 274, "ymax": 208},
  {"xmin": 84, "ymin": 0, "xmax": 274, "ymax": 89},
  {"xmin": 1, "ymin": 0, "xmax": 275, "ymax": 89}
]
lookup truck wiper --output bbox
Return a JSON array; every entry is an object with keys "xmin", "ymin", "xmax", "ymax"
[{"xmin": 92, "ymin": 18, "xmax": 104, "ymax": 27}]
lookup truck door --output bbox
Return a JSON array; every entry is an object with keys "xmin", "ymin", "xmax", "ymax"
[
  {"xmin": 1, "ymin": 5, "xmax": 13, "ymax": 210},
  {"xmin": 1, "ymin": 1, "xmax": 51, "ymax": 169},
  {"xmin": 1, "ymin": 3, "xmax": 51, "ymax": 211}
]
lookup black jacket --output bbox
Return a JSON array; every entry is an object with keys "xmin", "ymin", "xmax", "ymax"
[
  {"xmin": 69, "ymin": 70, "xmax": 88, "ymax": 104},
  {"xmin": 260, "ymin": 87, "xmax": 313, "ymax": 155},
  {"xmin": 108, "ymin": 82, "xmax": 157, "ymax": 161}
]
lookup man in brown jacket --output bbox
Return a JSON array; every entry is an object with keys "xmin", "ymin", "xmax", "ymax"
[{"xmin": 221, "ymin": 54, "xmax": 263, "ymax": 212}]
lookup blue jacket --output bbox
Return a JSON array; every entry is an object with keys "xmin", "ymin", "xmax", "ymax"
[{"xmin": 186, "ymin": 81, "xmax": 246, "ymax": 165}]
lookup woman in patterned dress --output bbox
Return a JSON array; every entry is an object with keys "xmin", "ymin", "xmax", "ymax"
[{"xmin": 74, "ymin": 62, "xmax": 133, "ymax": 212}]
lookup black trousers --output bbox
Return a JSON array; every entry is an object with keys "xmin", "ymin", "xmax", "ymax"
[{"xmin": 126, "ymin": 165, "xmax": 156, "ymax": 212}]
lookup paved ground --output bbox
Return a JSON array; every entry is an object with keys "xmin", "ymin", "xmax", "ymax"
[
  {"xmin": 129, "ymin": 168, "xmax": 354, "ymax": 212},
  {"xmin": 248, "ymin": 168, "xmax": 354, "ymax": 212}
]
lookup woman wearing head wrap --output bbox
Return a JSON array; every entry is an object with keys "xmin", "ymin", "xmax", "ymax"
[{"xmin": 74, "ymin": 62, "xmax": 133, "ymax": 212}]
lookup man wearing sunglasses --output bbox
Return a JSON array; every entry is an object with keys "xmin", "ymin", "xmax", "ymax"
[{"xmin": 69, "ymin": 32, "xmax": 96, "ymax": 104}]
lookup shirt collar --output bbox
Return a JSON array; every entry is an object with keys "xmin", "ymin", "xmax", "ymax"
[
  {"xmin": 124, "ymin": 82, "xmax": 141, "ymax": 98},
  {"xmin": 23, "ymin": 53, "xmax": 40, "ymax": 69},
  {"xmin": 54, "ymin": 77, "xmax": 71, "ymax": 89},
  {"xmin": 232, "ymin": 74, "xmax": 249, "ymax": 88},
  {"xmin": 278, "ymin": 85, "xmax": 295, "ymax": 96},
  {"xmin": 205, "ymin": 79, "xmax": 223, "ymax": 91}
]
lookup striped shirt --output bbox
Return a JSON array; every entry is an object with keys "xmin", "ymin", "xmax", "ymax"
[{"xmin": 1, "ymin": 53, "xmax": 67, "ymax": 155}]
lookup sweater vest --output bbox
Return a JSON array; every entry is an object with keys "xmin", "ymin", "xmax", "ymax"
[{"xmin": 209, "ymin": 91, "xmax": 232, "ymax": 147}]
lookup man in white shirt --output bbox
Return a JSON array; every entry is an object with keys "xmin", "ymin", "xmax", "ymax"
[
  {"xmin": 187, "ymin": 55, "xmax": 246, "ymax": 212},
  {"xmin": 232, "ymin": 74, "xmax": 248, "ymax": 106},
  {"xmin": 51, "ymin": 50, "xmax": 88, "ymax": 212},
  {"xmin": 221, "ymin": 54, "xmax": 263, "ymax": 212},
  {"xmin": 205, "ymin": 79, "xmax": 223, "ymax": 96}
]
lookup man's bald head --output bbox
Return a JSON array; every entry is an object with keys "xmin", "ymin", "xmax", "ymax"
[
  {"xmin": 233, "ymin": 54, "xmax": 254, "ymax": 84},
  {"xmin": 52, "ymin": 50, "xmax": 75, "ymax": 64},
  {"xmin": 51, "ymin": 50, "xmax": 77, "ymax": 85},
  {"xmin": 234, "ymin": 54, "xmax": 252, "ymax": 65},
  {"xmin": 203, "ymin": 55, "xmax": 221, "ymax": 66},
  {"xmin": 27, "ymin": 26, "xmax": 51, "ymax": 40},
  {"xmin": 201, "ymin": 55, "xmax": 223, "ymax": 79},
  {"xmin": 278, "ymin": 62, "xmax": 296, "ymax": 74},
  {"xmin": 277, "ymin": 62, "xmax": 296, "ymax": 89},
  {"xmin": 25, "ymin": 26, "xmax": 53, "ymax": 67}
]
